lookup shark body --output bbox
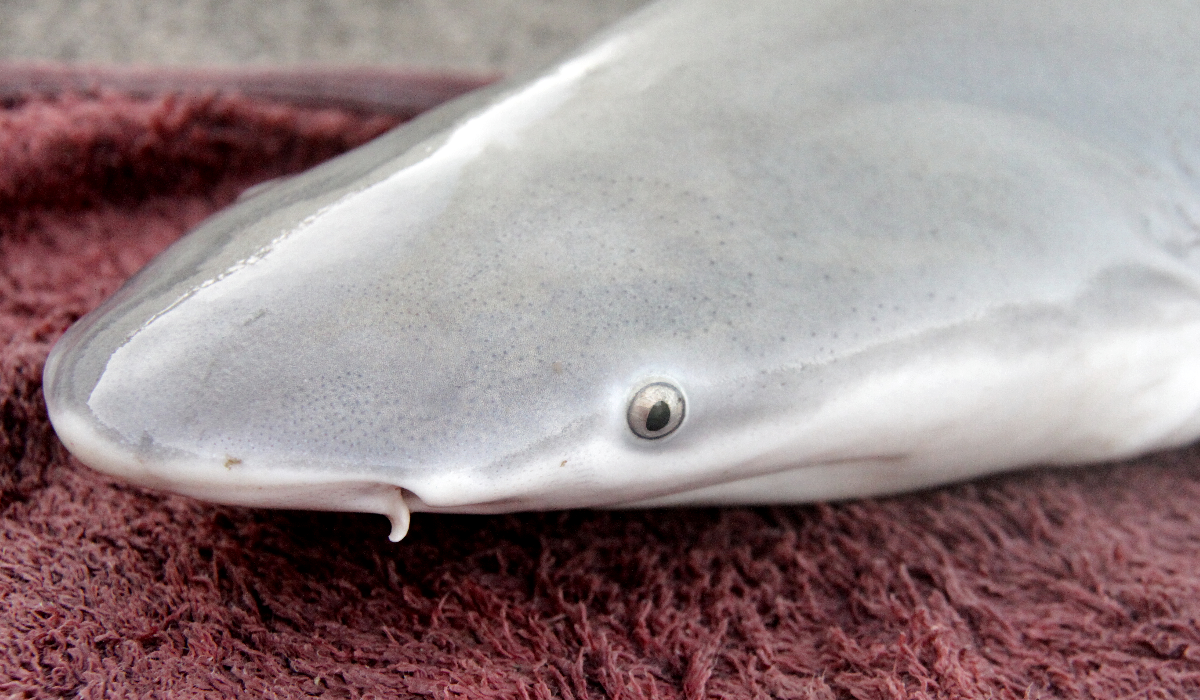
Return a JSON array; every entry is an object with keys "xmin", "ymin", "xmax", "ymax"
[{"xmin": 44, "ymin": 0, "xmax": 1200, "ymax": 540}]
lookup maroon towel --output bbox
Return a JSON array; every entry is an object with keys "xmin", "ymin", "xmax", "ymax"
[{"xmin": 3, "ymin": 69, "xmax": 1200, "ymax": 699}]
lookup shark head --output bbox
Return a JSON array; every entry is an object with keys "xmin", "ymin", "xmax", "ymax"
[{"xmin": 43, "ymin": 0, "xmax": 1200, "ymax": 540}]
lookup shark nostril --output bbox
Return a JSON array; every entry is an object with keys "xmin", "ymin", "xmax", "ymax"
[{"xmin": 628, "ymin": 381, "xmax": 685, "ymax": 439}]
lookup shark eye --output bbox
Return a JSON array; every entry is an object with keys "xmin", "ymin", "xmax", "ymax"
[{"xmin": 628, "ymin": 382, "xmax": 685, "ymax": 439}]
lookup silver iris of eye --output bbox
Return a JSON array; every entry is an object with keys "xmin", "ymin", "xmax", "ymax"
[{"xmin": 627, "ymin": 382, "xmax": 685, "ymax": 439}]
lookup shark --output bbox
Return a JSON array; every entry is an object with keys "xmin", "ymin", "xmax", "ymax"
[{"xmin": 42, "ymin": 0, "xmax": 1200, "ymax": 541}]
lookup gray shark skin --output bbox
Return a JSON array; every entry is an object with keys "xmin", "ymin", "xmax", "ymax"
[{"xmin": 43, "ymin": 0, "xmax": 1200, "ymax": 540}]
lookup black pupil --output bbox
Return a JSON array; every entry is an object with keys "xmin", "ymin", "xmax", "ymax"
[{"xmin": 645, "ymin": 401, "xmax": 671, "ymax": 432}]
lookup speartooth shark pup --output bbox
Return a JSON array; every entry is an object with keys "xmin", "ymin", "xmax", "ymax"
[{"xmin": 42, "ymin": 0, "xmax": 1200, "ymax": 540}]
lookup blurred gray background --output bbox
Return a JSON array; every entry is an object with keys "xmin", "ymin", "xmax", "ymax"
[{"xmin": 0, "ymin": 0, "xmax": 653, "ymax": 76}]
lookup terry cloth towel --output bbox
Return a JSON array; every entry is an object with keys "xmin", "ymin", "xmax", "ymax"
[{"xmin": 2, "ymin": 65, "xmax": 1200, "ymax": 699}]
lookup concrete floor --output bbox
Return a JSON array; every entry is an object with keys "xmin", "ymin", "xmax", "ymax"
[{"xmin": 0, "ymin": 0, "xmax": 652, "ymax": 75}]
